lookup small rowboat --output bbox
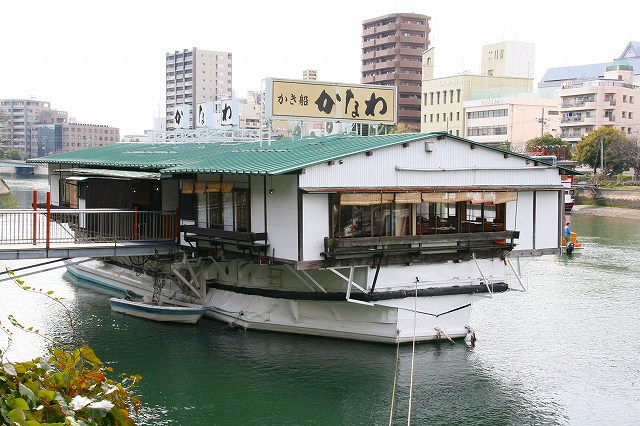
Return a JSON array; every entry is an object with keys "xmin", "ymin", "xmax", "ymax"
[{"xmin": 109, "ymin": 297, "xmax": 206, "ymax": 324}]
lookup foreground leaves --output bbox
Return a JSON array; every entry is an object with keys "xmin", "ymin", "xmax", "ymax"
[{"xmin": 0, "ymin": 345, "xmax": 141, "ymax": 425}]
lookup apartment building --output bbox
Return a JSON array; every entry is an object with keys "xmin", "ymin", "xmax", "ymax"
[
  {"xmin": 30, "ymin": 122, "xmax": 119, "ymax": 157},
  {"xmin": 559, "ymin": 61, "xmax": 640, "ymax": 145},
  {"xmin": 421, "ymin": 42, "xmax": 535, "ymax": 136},
  {"xmin": 464, "ymin": 97, "xmax": 560, "ymax": 152},
  {"xmin": 0, "ymin": 99, "xmax": 67, "ymax": 152},
  {"xmin": 361, "ymin": 13, "xmax": 430, "ymax": 127},
  {"xmin": 166, "ymin": 47, "xmax": 232, "ymax": 131}
]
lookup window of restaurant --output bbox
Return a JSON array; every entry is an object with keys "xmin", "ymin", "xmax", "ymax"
[
  {"xmin": 331, "ymin": 192, "xmax": 513, "ymax": 238},
  {"xmin": 181, "ymin": 180, "xmax": 249, "ymax": 231}
]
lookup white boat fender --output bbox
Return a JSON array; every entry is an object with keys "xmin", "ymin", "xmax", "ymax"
[{"xmin": 464, "ymin": 326, "xmax": 476, "ymax": 347}]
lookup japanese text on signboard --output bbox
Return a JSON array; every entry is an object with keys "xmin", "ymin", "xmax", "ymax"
[{"xmin": 266, "ymin": 79, "xmax": 396, "ymax": 124}]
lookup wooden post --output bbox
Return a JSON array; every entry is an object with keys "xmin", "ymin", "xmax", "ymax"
[{"xmin": 32, "ymin": 188, "xmax": 37, "ymax": 245}]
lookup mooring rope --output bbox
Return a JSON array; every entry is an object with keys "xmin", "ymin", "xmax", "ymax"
[
  {"xmin": 407, "ymin": 277, "xmax": 419, "ymax": 425},
  {"xmin": 388, "ymin": 336, "xmax": 400, "ymax": 426}
]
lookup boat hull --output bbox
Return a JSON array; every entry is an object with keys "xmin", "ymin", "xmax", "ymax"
[
  {"xmin": 66, "ymin": 258, "xmax": 508, "ymax": 343},
  {"xmin": 109, "ymin": 298, "xmax": 205, "ymax": 324}
]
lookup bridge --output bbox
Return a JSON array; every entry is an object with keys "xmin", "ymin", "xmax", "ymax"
[{"xmin": 0, "ymin": 208, "xmax": 179, "ymax": 260}]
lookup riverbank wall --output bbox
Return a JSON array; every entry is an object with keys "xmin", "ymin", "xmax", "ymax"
[
  {"xmin": 574, "ymin": 187, "xmax": 640, "ymax": 209},
  {"xmin": 0, "ymin": 178, "xmax": 18, "ymax": 208}
]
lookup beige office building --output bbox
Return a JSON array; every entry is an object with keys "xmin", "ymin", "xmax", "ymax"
[
  {"xmin": 166, "ymin": 47, "xmax": 232, "ymax": 130},
  {"xmin": 559, "ymin": 61, "xmax": 640, "ymax": 144},
  {"xmin": 464, "ymin": 97, "xmax": 560, "ymax": 152},
  {"xmin": 481, "ymin": 41, "xmax": 535, "ymax": 78},
  {"xmin": 361, "ymin": 13, "xmax": 430, "ymax": 127},
  {"xmin": 30, "ymin": 122, "xmax": 119, "ymax": 157},
  {"xmin": 421, "ymin": 43, "xmax": 534, "ymax": 136}
]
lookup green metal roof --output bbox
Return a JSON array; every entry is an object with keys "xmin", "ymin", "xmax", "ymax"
[
  {"xmin": 28, "ymin": 133, "xmax": 429, "ymax": 175},
  {"xmin": 28, "ymin": 132, "xmax": 580, "ymax": 175}
]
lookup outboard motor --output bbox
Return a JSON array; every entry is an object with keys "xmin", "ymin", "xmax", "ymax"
[{"xmin": 566, "ymin": 242, "xmax": 575, "ymax": 255}]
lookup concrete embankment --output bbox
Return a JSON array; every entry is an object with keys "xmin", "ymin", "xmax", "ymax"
[
  {"xmin": 574, "ymin": 186, "xmax": 640, "ymax": 209},
  {"xmin": 572, "ymin": 204, "xmax": 640, "ymax": 219}
]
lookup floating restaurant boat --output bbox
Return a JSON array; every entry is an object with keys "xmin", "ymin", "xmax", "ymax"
[
  {"xmin": 26, "ymin": 78, "xmax": 578, "ymax": 343},
  {"xmin": 32, "ymin": 130, "xmax": 576, "ymax": 343},
  {"xmin": 109, "ymin": 297, "xmax": 206, "ymax": 324}
]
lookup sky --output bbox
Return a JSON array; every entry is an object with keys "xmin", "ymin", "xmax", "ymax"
[{"xmin": 3, "ymin": 0, "xmax": 640, "ymax": 137}]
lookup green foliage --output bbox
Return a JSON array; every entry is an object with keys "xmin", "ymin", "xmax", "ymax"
[
  {"xmin": 525, "ymin": 134, "xmax": 572, "ymax": 159},
  {"xmin": 388, "ymin": 123, "xmax": 421, "ymax": 134},
  {"xmin": 499, "ymin": 140, "xmax": 512, "ymax": 151},
  {"xmin": 1, "ymin": 270, "xmax": 141, "ymax": 425},
  {"xmin": 0, "ymin": 148, "xmax": 28, "ymax": 161},
  {"xmin": 573, "ymin": 127, "xmax": 628, "ymax": 174},
  {"xmin": 0, "ymin": 193, "xmax": 19, "ymax": 209}
]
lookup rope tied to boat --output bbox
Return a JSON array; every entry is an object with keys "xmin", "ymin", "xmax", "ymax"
[{"xmin": 388, "ymin": 331, "xmax": 401, "ymax": 426}]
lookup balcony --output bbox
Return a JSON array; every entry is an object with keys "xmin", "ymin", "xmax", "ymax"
[
  {"xmin": 399, "ymin": 22, "xmax": 426, "ymax": 32},
  {"xmin": 399, "ymin": 35, "xmax": 426, "ymax": 45},
  {"xmin": 398, "ymin": 97, "xmax": 421, "ymax": 106},
  {"xmin": 399, "ymin": 47, "xmax": 422, "ymax": 56},
  {"xmin": 397, "ymin": 73, "xmax": 422, "ymax": 81},
  {"xmin": 561, "ymin": 115, "xmax": 584, "ymax": 123},
  {"xmin": 362, "ymin": 27, "xmax": 377, "ymax": 37}
]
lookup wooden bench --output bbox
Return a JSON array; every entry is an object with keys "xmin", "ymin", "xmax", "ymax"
[{"xmin": 181, "ymin": 225, "xmax": 269, "ymax": 254}]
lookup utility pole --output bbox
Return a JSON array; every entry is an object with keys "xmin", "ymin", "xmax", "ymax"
[
  {"xmin": 600, "ymin": 136, "xmax": 604, "ymax": 173},
  {"xmin": 536, "ymin": 108, "xmax": 546, "ymax": 136}
]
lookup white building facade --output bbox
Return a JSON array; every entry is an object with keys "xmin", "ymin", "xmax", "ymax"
[{"xmin": 464, "ymin": 97, "xmax": 560, "ymax": 152}]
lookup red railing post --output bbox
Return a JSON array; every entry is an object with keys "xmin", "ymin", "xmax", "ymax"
[
  {"xmin": 45, "ymin": 187, "xmax": 51, "ymax": 250},
  {"xmin": 32, "ymin": 188, "xmax": 37, "ymax": 245},
  {"xmin": 133, "ymin": 207, "xmax": 138, "ymax": 240}
]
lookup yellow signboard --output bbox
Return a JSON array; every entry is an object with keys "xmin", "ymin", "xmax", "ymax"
[{"xmin": 265, "ymin": 78, "xmax": 397, "ymax": 124}]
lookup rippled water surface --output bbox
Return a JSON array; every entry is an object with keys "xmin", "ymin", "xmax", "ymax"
[{"xmin": 1, "ymin": 174, "xmax": 639, "ymax": 425}]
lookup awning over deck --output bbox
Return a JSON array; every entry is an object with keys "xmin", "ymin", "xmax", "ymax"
[{"xmin": 54, "ymin": 168, "xmax": 161, "ymax": 180}]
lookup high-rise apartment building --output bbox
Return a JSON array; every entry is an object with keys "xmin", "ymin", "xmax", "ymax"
[
  {"xmin": 165, "ymin": 47, "xmax": 232, "ymax": 131},
  {"xmin": 361, "ymin": 13, "xmax": 430, "ymax": 127}
]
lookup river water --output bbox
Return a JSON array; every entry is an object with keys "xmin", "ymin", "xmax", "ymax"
[{"xmin": 1, "ymin": 174, "xmax": 639, "ymax": 425}]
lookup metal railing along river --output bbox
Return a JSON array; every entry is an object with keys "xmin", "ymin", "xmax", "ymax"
[{"xmin": 0, "ymin": 208, "xmax": 178, "ymax": 247}]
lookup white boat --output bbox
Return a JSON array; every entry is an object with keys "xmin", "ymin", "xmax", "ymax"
[
  {"xmin": 38, "ymin": 129, "xmax": 575, "ymax": 343},
  {"xmin": 109, "ymin": 297, "xmax": 205, "ymax": 324}
]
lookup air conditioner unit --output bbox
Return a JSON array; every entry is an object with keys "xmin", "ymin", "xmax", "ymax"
[{"xmin": 325, "ymin": 121, "xmax": 343, "ymax": 135}]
